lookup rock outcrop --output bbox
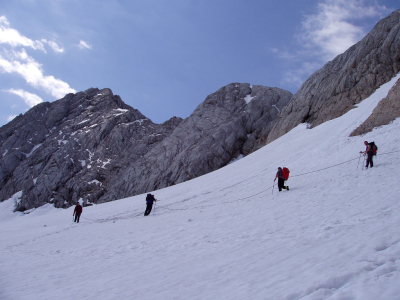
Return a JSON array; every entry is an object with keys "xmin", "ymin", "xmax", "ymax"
[
  {"xmin": 350, "ymin": 78, "xmax": 400, "ymax": 136},
  {"xmin": 267, "ymin": 9, "xmax": 400, "ymax": 143},
  {"xmin": 0, "ymin": 88, "xmax": 182, "ymax": 211},
  {"xmin": 99, "ymin": 84, "xmax": 292, "ymax": 202},
  {"xmin": 0, "ymin": 85, "xmax": 291, "ymax": 211}
]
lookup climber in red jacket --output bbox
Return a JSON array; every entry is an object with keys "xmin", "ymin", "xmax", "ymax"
[{"xmin": 73, "ymin": 202, "xmax": 83, "ymax": 223}]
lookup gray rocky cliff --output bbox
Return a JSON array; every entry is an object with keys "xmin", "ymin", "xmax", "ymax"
[
  {"xmin": 0, "ymin": 88, "xmax": 182, "ymax": 211},
  {"xmin": 0, "ymin": 84, "xmax": 291, "ymax": 211},
  {"xmin": 267, "ymin": 9, "xmax": 400, "ymax": 143},
  {"xmin": 350, "ymin": 78, "xmax": 400, "ymax": 136},
  {"xmin": 98, "ymin": 83, "xmax": 292, "ymax": 203}
]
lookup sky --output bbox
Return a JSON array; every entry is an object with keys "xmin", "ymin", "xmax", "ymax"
[
  {"xmin": 1, "ymin": 73, "xmax": 400, "ymax": 299},
  {"xmin": 0, "ymin": 0, "xmax": 398, "ymax": 127}
]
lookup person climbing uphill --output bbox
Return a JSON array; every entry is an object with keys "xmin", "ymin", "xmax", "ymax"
[
  {"xmin": 144, "ymin": 193, "xmax": 157, "ymax": 216},
  {"xmin": 274, "ymin": 167, "xmax": 289, "ymax": 192},
  {"xmin": 73, "ymin": 201, "xmax": 83, "ymax": 223},
  {"xmin": 360, "ymin": 141, "xmax": 377, "ymax": 168}
]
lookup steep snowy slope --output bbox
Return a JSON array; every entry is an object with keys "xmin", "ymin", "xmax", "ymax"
[{"xmin": 1, "ymin": 75, "xmax": 400, "ymax": 300}]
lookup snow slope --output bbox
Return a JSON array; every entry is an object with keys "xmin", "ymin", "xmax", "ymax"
[{"xmin": 1, "ymin": 75, "xmax": 400, "ymax": 300}]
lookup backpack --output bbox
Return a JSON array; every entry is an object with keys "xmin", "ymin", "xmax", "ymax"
[
  {"xmin": 146, "ymin": 194, "xmax": 154, "ymax": 203},
  {"xmin": 282, "ymin": 167, "xmax": 290, "ymax": 181},
  {"xmin": 369, "ymin": 142, "xmax": 378, "ymax": 155}
]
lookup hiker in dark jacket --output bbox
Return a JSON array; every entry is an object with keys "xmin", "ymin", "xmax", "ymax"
[
  {"xmin": 361, "ymin": 141, "xmax": 374, "ymax": 168},
  {"xmin": 144, "ymin": 194, "xmax": 157, "ymax": 216},
  {"xmin": 73, "ymin": 202, "xmax": 83, "ymax": 223},
  {"xmin": 274, "ymin": 167, "xmax": 289, "ymax": 192}
]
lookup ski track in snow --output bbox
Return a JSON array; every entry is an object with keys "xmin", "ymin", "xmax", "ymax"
[{"xmin": 1, "ymin": 75, "xmax": 400, "ymax": 299}]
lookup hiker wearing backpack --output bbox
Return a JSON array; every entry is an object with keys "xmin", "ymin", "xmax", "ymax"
[
  {"xmin": 361, "ymin": 141, "xmax": 377, "ymax": 168},
  {"xmin": 274, "ymin": 167, "xmax": 289, "ymax": 192},
  {"xmin": 144, "ymin": 193, "xmax": 157, "ymax": 216}
]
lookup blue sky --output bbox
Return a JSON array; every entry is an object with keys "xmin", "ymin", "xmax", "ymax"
[{"xmin": 0, "ymin": 0, "xmax": 398, "ymax": 126}]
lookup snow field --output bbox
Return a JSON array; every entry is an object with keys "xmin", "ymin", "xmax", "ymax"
[{"xmin": 1, "ymin": 75, "xmax": 400, "ymax": 299}]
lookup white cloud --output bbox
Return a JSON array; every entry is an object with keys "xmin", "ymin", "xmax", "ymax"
[
  {"xmin": 0, "ymin": 16, "xmax": 74, "ymax": 99},
  {"xmin": 0, "ymin": 49, "xmax": 76, "ymax": 98},
  {"xmin": 272, "ymin": 48, "xmax": 296, "ymax": 60},
  {"xmin": 300, "ymin": 0, "xmax": 390, "ymax": 60},
  {"xmin": 276, "ymin": 0, "xmax": 390, "ymax": 90},
  {"xmin": 281, "ymin": 61, "xmax": 322, "ymax": 87},
  {"xmin": 6, "ymin": 88, "xmax": 43, "ymax": 107},
  {"xmin": 78, "ymin": 40, "xmax": 92, "ymax": 50},
  {"xmin": 41, "ymin": 39, "xmax": 64, "ymax": 53},
  {"xmin": 0, "ymin": 16, "xmax": 9, "ymax": 26},
  {"xmin": 7, "ymin": 114, "xmax": 17, "ymax": 122},
  {"xmin": 0, "ymin": 16, "xmax": 64, "ymax": 54},
  {"xmin": 0, "ymin": 16, "xmax": 45, "ymax": 52}
]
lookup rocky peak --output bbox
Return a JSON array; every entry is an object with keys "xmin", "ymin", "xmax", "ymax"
[
  {"xmin": 98, "ymin": 83, "xmax": 292, "ymax": 202},
  {"xmin": 0, "ymin": 88, "xmax": 180, "ymax": 211},
  {"xmin": 0, "ymin": 83, "xmax": 291, "ymax": 211}
]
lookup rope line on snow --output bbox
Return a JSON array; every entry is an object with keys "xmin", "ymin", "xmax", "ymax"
[
  {"xmin": 80, "ymin": 216, "xmax": 97, "ymax": 221},
  {"xmin": 290, "ymin": 157, "xmax": 360, "ymax": 177},
  {"xmin": 78, "ymin": 149, "xmax": 400, "ymax": 222},
  {"xmin": 155, "ymin": 185, "xmax": 274, "ymax": 212},
  {"xmin": 155, "ymin": 149, "xmax": 400, "ymax": 212},
  {"xmin": 376, "ymin": 149, "xmax": 400, "ymax": 156},
  {"xmin": 290, "ymin": 149, "xmax": 400, "ymax": 177}
]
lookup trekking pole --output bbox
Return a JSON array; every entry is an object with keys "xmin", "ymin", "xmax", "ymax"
[
  {"xmin": 272, "ymin": 182, "xmax": 275, "ymax": 195},
  {"xmin": 153, "ymin": 202, "xmax": 157, "ymax": 215},
  {"xmin": 362, "ymin": 155, "xmax": 367, "ymax": 170},
  {"xmin": 357, "ymin": 153, "xmax": 362, "ymax": 169}
]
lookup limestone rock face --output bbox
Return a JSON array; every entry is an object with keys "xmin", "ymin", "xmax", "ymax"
[
  {"xmin": 0, "ymin": 84, "xmax": 291, "ymax": 211},
  {"xmin": 0, "ymin": 88, "xmax": 182, "ymax": 211},
  {"xmin": 350, "ymin": 78, "xmax": 400, "ymax": 136},
  {"xmin": 267, "ymin": 10, "xmax": 400, "ymax": 143},
  {"xmin": 99, "ymin": 84, "xmax": 292, "ymax": 202}
]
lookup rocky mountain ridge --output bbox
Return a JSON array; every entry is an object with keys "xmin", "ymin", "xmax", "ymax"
[
  {"xmin": 0, "ymin": 84, "xmax": 291, "ymax": 210},
  {"xmin": 100, "ymin": 83, "xmax": 292, "ymax": 203},
  {"xmin": 0, "ymin": 88, "xmax": 183, "ymax": 210}
]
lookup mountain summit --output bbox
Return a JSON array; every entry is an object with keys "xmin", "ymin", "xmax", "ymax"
[{"xmin": 0, "ymin": 85, "xmax": 291, "ymax": 210}]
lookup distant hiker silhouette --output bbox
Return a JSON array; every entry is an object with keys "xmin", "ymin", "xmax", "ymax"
[
  {"xmin": 360, "ymin": 141, "xmax": 377, "ymax": 168},
  {"xmin": 144, "ymin": 194, "xmax": 157, "ymax": 216},
  {"xmin": 73, "ymin": 201, "xmax": 83, "ymax": 223},
  {"xmin": 274, "ymin": 167, "xmax": 289, "ymax": 192}
]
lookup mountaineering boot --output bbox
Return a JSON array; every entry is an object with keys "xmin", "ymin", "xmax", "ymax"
[{"xmin": 286, "ymin": 186, "xmax": 289, "ymax": 191}]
